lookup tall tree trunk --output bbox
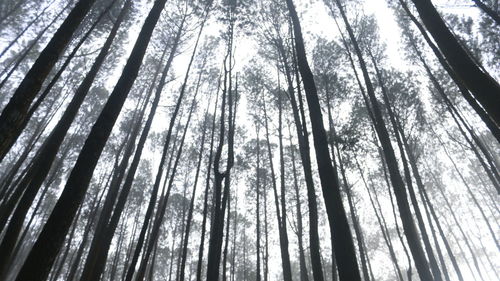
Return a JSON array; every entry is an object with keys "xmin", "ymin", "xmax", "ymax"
[
  {"xmin": 433, "ymin": 130, "xmax": 500, "ymax": 251},
  {"xmin": 196, "ymin": 79, "xmax": 220, "ymax": 281},
  {"xmin": 0, "ymin": 3, "xmax": 130, "ymax": 272},
  {"xmin": 80, "ymin": 15, "xmax": 184, "ymax": 281},
  {"xmin": 397, "ymin": 0, "xmax": 500, "ymax": 143},
  {"xmin": 275, "ymin": 31, "xmax": 320, "ymax": 281},
  {"xmin": 332, "ymin": 138, "xmax": 370, "ymax": 281},
  {"xmin": 222, "ymin": 191, "xmax": 231, "ymax": 281},
  {"xmin": 355, "ymin": 158, "xmax": 405, "ymax": 281},
  {"xmin": 427, "ymin": 165, "xmax": 489, "ymax": 281},
  {"xmin": 287, "ymin": 124, "xmax": 310, "ymax": 281},
  {"xmin": 262, "ymin": 90, "xmax": 293, "ymax": 281},
  {"xmin": 0, "ymin": 0, "xmax": 98, "ymax": 161},
  {"xmin": 256, "ymin": 126, "xmax": 262, "ymax": 281},
  {"xmin": 206, "ymin": 28, "xmax": 236, "ymax": 281},
  {"xmin": 13, "ymin": 1, "xmax": 168, "ymax": 279},
  {"xmin": 175, "ymin": 26, "xmax": 213, "ymax": 278},
  {"xmin": 285, "ymin": 0, "xmax": 362, "ymax": 280},
  {"xmin": 132, "ymin": 85, "xmax": 199, "ymax": 281},
  {"xmin": 369, "ymin": 51, "xmax": 443, "ymax": 281},
  {"xmin": 408, "ymin": 38, "xmax": 500, "ymax": 191},
  {"xmin": 331, "ymin": 1, "xmax": 435, "ymax": 279},
  {"xmin": 407, "ymin": 0, "xmax": 500, "ymax": 128}
]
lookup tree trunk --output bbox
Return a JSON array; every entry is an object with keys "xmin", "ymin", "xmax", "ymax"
[
  {"xmin": 13, "ymin": 1, "xmax": 168, "ymax": 279},
  {"xmin": 262, "ymin": 90, "xmax": 293, "ymax": 281},
  {"xmin": 275, "ymin": 32, "xmax": 320, "ymax": 281},
  {"xmin": 196, "ymin": 79, "xmax": 220, "ymax": 281},
  {"xmin": 0, "ymin": 0, "xmax": 98, "ymax": 161},
  {"xmin": 332, "ymin": 1, "xmax": 435, "ymax": 279},
  {"xmin": 472, "ymin": 0, "xmax": 500, "ymax": 26},
  {"xmin": 397, "ymin": 0, "xmax": 500, "ymax": 143},
  {"xmin": 287, "ymin": 125, "xmax": 310, "ymax": 281},
  {"xmin": 175, "ymin": 24, "xmax": 213, "ymax": 278},
  {"xmin": 206, "ymin": 28, "xmax": 236, "ymax": 281},
  {"xmin": 256, "ymin": 126, "xmax": 262, "ymax": 281},
  {"xmin": 355, "ymin": 158, "xmax": 405, "ymax": 281},
  {"xmin": 285, "ymin": 0, "xmax": 362, "ymax": 280},
  {"xmin": 369, "ymin": 51, "xmax": 443, "ymax": 281},
  {"xmin": 132, "ymin": 86, "xmax": 198, "ymax": 281},
  {"xmin": 408, "ymin": 0, "xmax": 500, "ymax": 128},
  {"xmin": 0, "ymin": 3, "xmax": 130, "ymax": 272}
]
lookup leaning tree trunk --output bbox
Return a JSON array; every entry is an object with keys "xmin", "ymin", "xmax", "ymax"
[
  {"xmin": 78, "ymin": 13, "xmax": 182, "ymax": 281},
  {"xmin": 0, "ymin": 0, "xmax": 98, "ymax": 161},
  {"xmin": 396, "ymin": 0, "xmax": 500, "ymax": 143},
  {"xmin": 179, "ymin": 50, "xmax": 213, "ymax": 280},
  {"xmin": 407, "ymin": 0, "xmax": 500, "ymax": 128},
  {"xmin": 13, "ymin": 1, "xmax": 168, "ymax": 279},
  {"xmin": 0, "ymin": 3, "xmax": 130, "ymax": 272},
  {"xmin": 287, "ymin": 126, "xmax": 310, "ymax": 281},
  {"xmin": 472, "ymin": 0, "xmax": 500, "ymax": 26},
  {"xmin": 369, "ymin": 51, "xmax": 443, "ymax": 281},
  {"xmin": 356, "ymin": 159, "xmax": 405, "ymax": 281}
]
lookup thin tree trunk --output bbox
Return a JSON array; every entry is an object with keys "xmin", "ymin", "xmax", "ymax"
[
  {"xmin": 256, "ymin": 125, "xmax": 262, "ymax": 281},
  {"xmin": 195, "ymin": 79, "xmax": 220, "ymax": 281},
  {"xmin": 433, "ymin": 130, "xmax": 500, "ymax": 251},
  {"xmin": 287, "ymin": 124, "xmax": 309, "ymax": 281},
  {"xmin": 355, "ymin": 158, "xmax": 405, "ymax": 281},
  {"xmin": 427, "ymin": 165, "xmax": 488, "ymax": 281},
  {"xmin": 275, "ymin": 31, "xmax": 319, "ymax": 281},
  {"xmin": 262, "ymin": 90, "xmax": 293, "ymax": 281},
  {"xmin": 332, "ymin": 140, "xmax": 370, "ymax": 281},
  {"xmin": 177, "ymin": 35, "xmax": 213, "ymax": 279},
  {"xmin": 132, "ymin": 89, "xmax": 199, "ymax": 281}
]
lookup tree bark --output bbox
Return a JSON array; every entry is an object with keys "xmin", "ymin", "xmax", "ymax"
[
  {"xmin": 262, "ymin": 90, "xmax": 293, "ymax": 281},
  {"xmin": 285, "ymin": 0, "xmax": 362, "ymax": 280},
  {"xmin": 472, "ymin": 0, "xmax": 500, "ymax": 26},
  {"xmin": 331, "ymin": 1, "xmax": 435, "ymax": 279},
  {"xmin": 0, "ymin": 0, "xmax": 98, "ymax": 161},
  {"xmin": 13, "ymin": 1, "xmax": 168, "ymax": 279},
  {"xmin": 408, "ymin": 0, "xmax": 500, "ymax": 128},
  {"xmin": 397, "ymin": 0, "xmax": 500, "ymax": 143}
]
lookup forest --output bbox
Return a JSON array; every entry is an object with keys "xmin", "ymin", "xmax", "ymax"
[{"xmin": 0, "ymin": 0, "xmax": 498, "ymax": 280}]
